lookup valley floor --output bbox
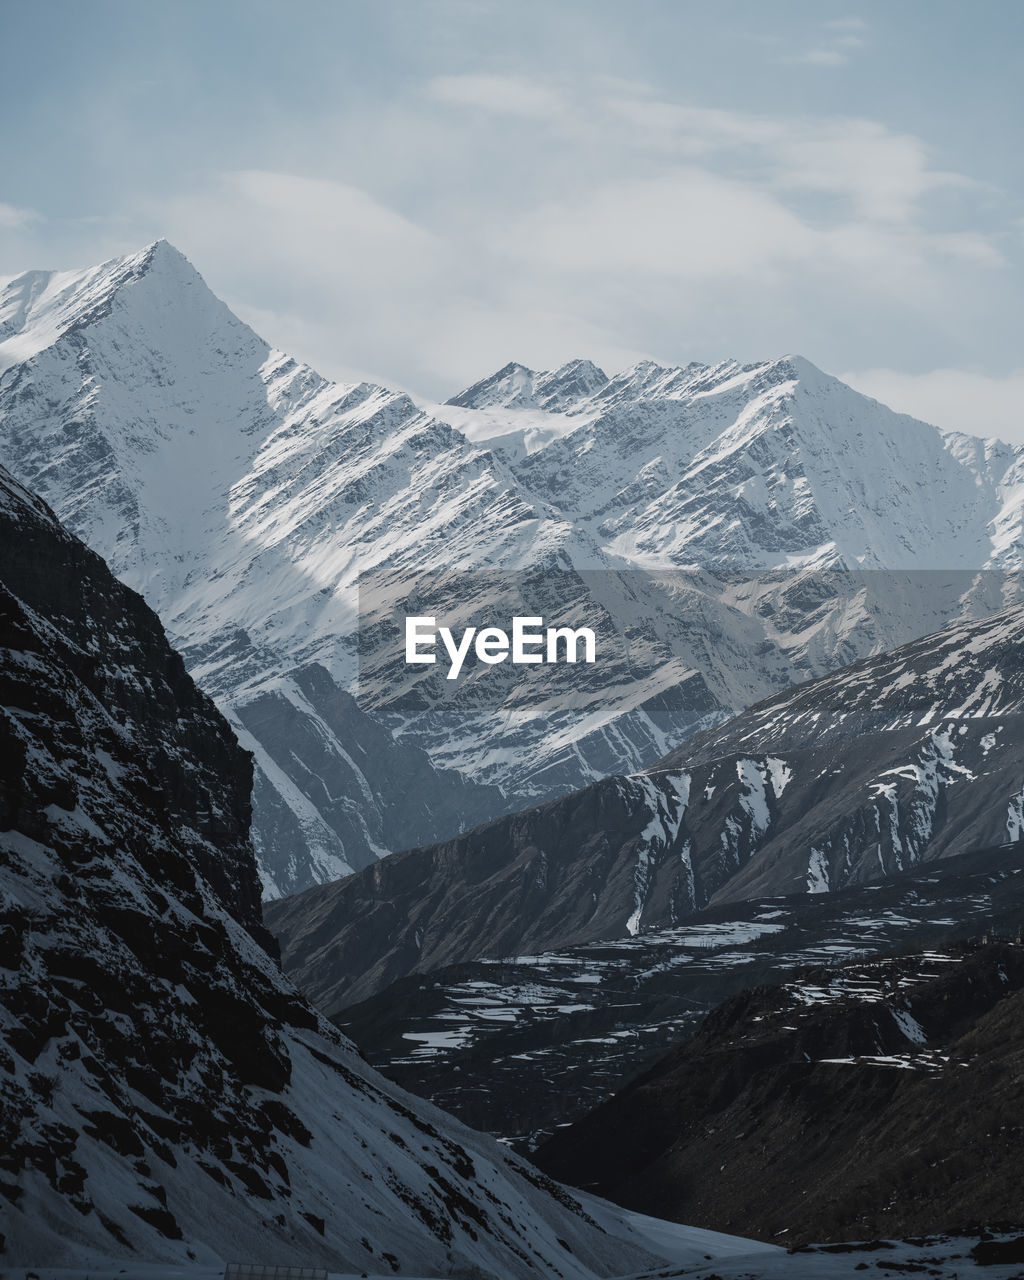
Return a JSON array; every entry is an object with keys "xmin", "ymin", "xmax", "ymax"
[
  {"xmin": 5, "ymin": 1229, "xmax": 1024, "ymax": 1280},
  {"xmin": 0, "ymin": 1207, "xmax": 773, "ymax": 1280}
]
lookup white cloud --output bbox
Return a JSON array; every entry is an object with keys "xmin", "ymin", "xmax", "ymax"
[
  {"xmin": 162, "ymin": 169, "xmax": 446, "ymax": 300},
  {"xmin": 491, "ymin": 168, "xmax": 813, "ymax": 281},
  {"xmin": 0, "ymin": 202, "xmax": 37, "ymax": 229},
  {"xmin": 120, "ymin": 75, "xmax": 1013, "ymax": 403},
  {"xmin": 790, "ymin": 49, "xmax": 849, "ymax": 67},
  {"xmin": 599, "ymin": 98, "xmax": 973, "ymax": 225},
  {"xmin": 222, "ymin": 170, "xmax": 442, "ymax": 283},
  {"xmin": 769, "ymin": 119, "xmax": 974, "ymax": 224},
  {"xmin": 839, "ymin": 367, "xmax": 1024, "ymax": 443},
  {"xmin": 426, "ymin": 73, "xmax": 568, "ymax": 119},
  {"xmin": 781, "ymin": 14, "xmax": 868, "ymax": 67},
  {"xmin": 484, "ymin": 100, "xmax": 1001, "ymax": 298}
]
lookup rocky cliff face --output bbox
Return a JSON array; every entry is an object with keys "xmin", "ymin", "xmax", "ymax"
[
  {"xmin": 0, "ymin": 464, "xmax": 262, "ymax": 938},
  {"xmin": 268, "ymin": 602, "xmax": 1024, "ymax": 1012},
  {"xmin": 0, "ymin": 464, "xmax": 663, "ymax": 1278},
  {"xmin": 533, "ymin": 939, "xmax": 1024, "ymax": 1246}
]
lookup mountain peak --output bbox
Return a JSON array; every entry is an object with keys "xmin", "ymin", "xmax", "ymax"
[
  {"xmin": 1, "ymin": 238, "xmax": 263, "ymax": 389},
  {"xmin": 534, "ymin": 358, "xmax": 609, "ymax": 410},
  {"xmin": 445, "ymin": 360, "xmax": 539, "ymax": 409},
  {"xmin": 446, "ymin": 358, "xmax": 611, "ymax": 413},
  {"xmin": 550, "ymin": 357, "xmax": 607, "ymax": 381},
  {"xmin": 768, "ymin": 352, "xmax": 827, "ymax": 385},
  {"xmin": 137, "ymin": 236, "xmax": 200, "ymax": 274},
  {"xmin": 107, "ymin": 238, "xmax": 214, "ymax": 301},
  {"xmin": 0, "ymin": 238, "xmax": 231, "ymax": 380}
]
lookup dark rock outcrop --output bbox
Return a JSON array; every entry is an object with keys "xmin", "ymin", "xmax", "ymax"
[{"xmin": 0, "ymin": 467, "xmax": 264, "ymax": 941}]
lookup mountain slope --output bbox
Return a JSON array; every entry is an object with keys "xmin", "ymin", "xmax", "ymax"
[
  {"xmin": 0, "ymin": 463, "xmax": 671, "ymax": 1277},
  {"xmin": 5, "ymin": 243, "xmax": 1024, "ymax": 897},
  {"xmin": 332, "ymin": 841, "xmax": 1024, "ymax": 1152},
  {"xmin": 268, "ymin": 602, "xmax": 1024, "ymax": 1011}
]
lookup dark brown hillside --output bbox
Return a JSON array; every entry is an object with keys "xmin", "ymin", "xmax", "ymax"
[{"xmin": 533, "ymin": 940, "xmax": 1024, "ymax": 1245}]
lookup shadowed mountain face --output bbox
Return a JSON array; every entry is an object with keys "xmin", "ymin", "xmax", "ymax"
[
  {"xmin": 0, "ymin": 464, "xmax": 663, "ymax": 1278},
  {"xmin": 267, "ymin": 601, "xmax": 1024, "ymax": 1013},
  {"xmin": 5, "ymin": 242, "xmax": 1024, "ymax": 898},
  {"xmin": 532, "ymin": 938, "xmax": 1024, "ymax": 1248}
]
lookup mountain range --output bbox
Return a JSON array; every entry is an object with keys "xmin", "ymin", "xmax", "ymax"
[
  {"xmin": 5, "ymin": 237, "xmax": 1024, "ymax": 1275},
  {"xmin": 3, "ymin": 241, "xmax": 1024, "ymax": 896}
]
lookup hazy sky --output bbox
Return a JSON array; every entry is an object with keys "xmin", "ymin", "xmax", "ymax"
[{"xmin": 2, "ymin": 0, "xmax": 1023, "ymax": 437}]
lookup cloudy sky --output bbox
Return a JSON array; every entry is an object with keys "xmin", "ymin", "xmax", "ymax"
[{"xmin": 2, "ymin": 0, "xmax": 1022, "ymax": 437}]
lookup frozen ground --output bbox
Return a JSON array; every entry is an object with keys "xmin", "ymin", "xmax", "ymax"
[
  {"xmin": 0, "ymin": 1211, "xmax": 775, "ymax": 1280},
  {"xmin": 629, "ymin": 1231, "xmax": 1024, "ymax": 1278}
]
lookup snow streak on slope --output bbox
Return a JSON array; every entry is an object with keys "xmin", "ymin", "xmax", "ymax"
[{"xmin": 623, "ymin": 772, "xmax": 691, "ymax": 935}]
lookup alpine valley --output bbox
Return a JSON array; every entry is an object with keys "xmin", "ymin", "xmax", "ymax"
[
  {"xmin": 322, "ymin": 841, "xmax": 1024, "ymax": 1154},
  {"xmin": 3, "ymin": 242, "xmax": 1024, "ymax": 898},
  {"xmin": 5, "ymin": 240, "xmax": 1024, "ymax": 1279}
]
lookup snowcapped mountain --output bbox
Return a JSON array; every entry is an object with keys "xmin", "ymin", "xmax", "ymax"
[
  {"xmin": 0, "ymin": 243, "xmax": 520, "ymax": 895},
  {"xmin": 438, "ymin": 354, "xmax": 1023, "ymax": 572},
  {"xmin": 267, "ymin": 601, "xmax": 1024, "ymax": 1010},
  {"xmin": 0, "ymin": 462, "xmax": 687, "ymax": 1276},
  {"xmin": 4, "ymin": 240, "xmax": 1024, "ymax": 897}
]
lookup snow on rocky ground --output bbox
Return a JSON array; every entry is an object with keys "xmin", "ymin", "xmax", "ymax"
[
  {"xmin": 328, "ymin": 842, "xmax": 1024, "ymax": 1154},
  {"xmin": 0, "ymin": 1209, "xmax": 774, "ymax": 1279},
  {"xmin": 626, "ymin": 1232, "xmax": 1024, "ymax": 1278}
]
